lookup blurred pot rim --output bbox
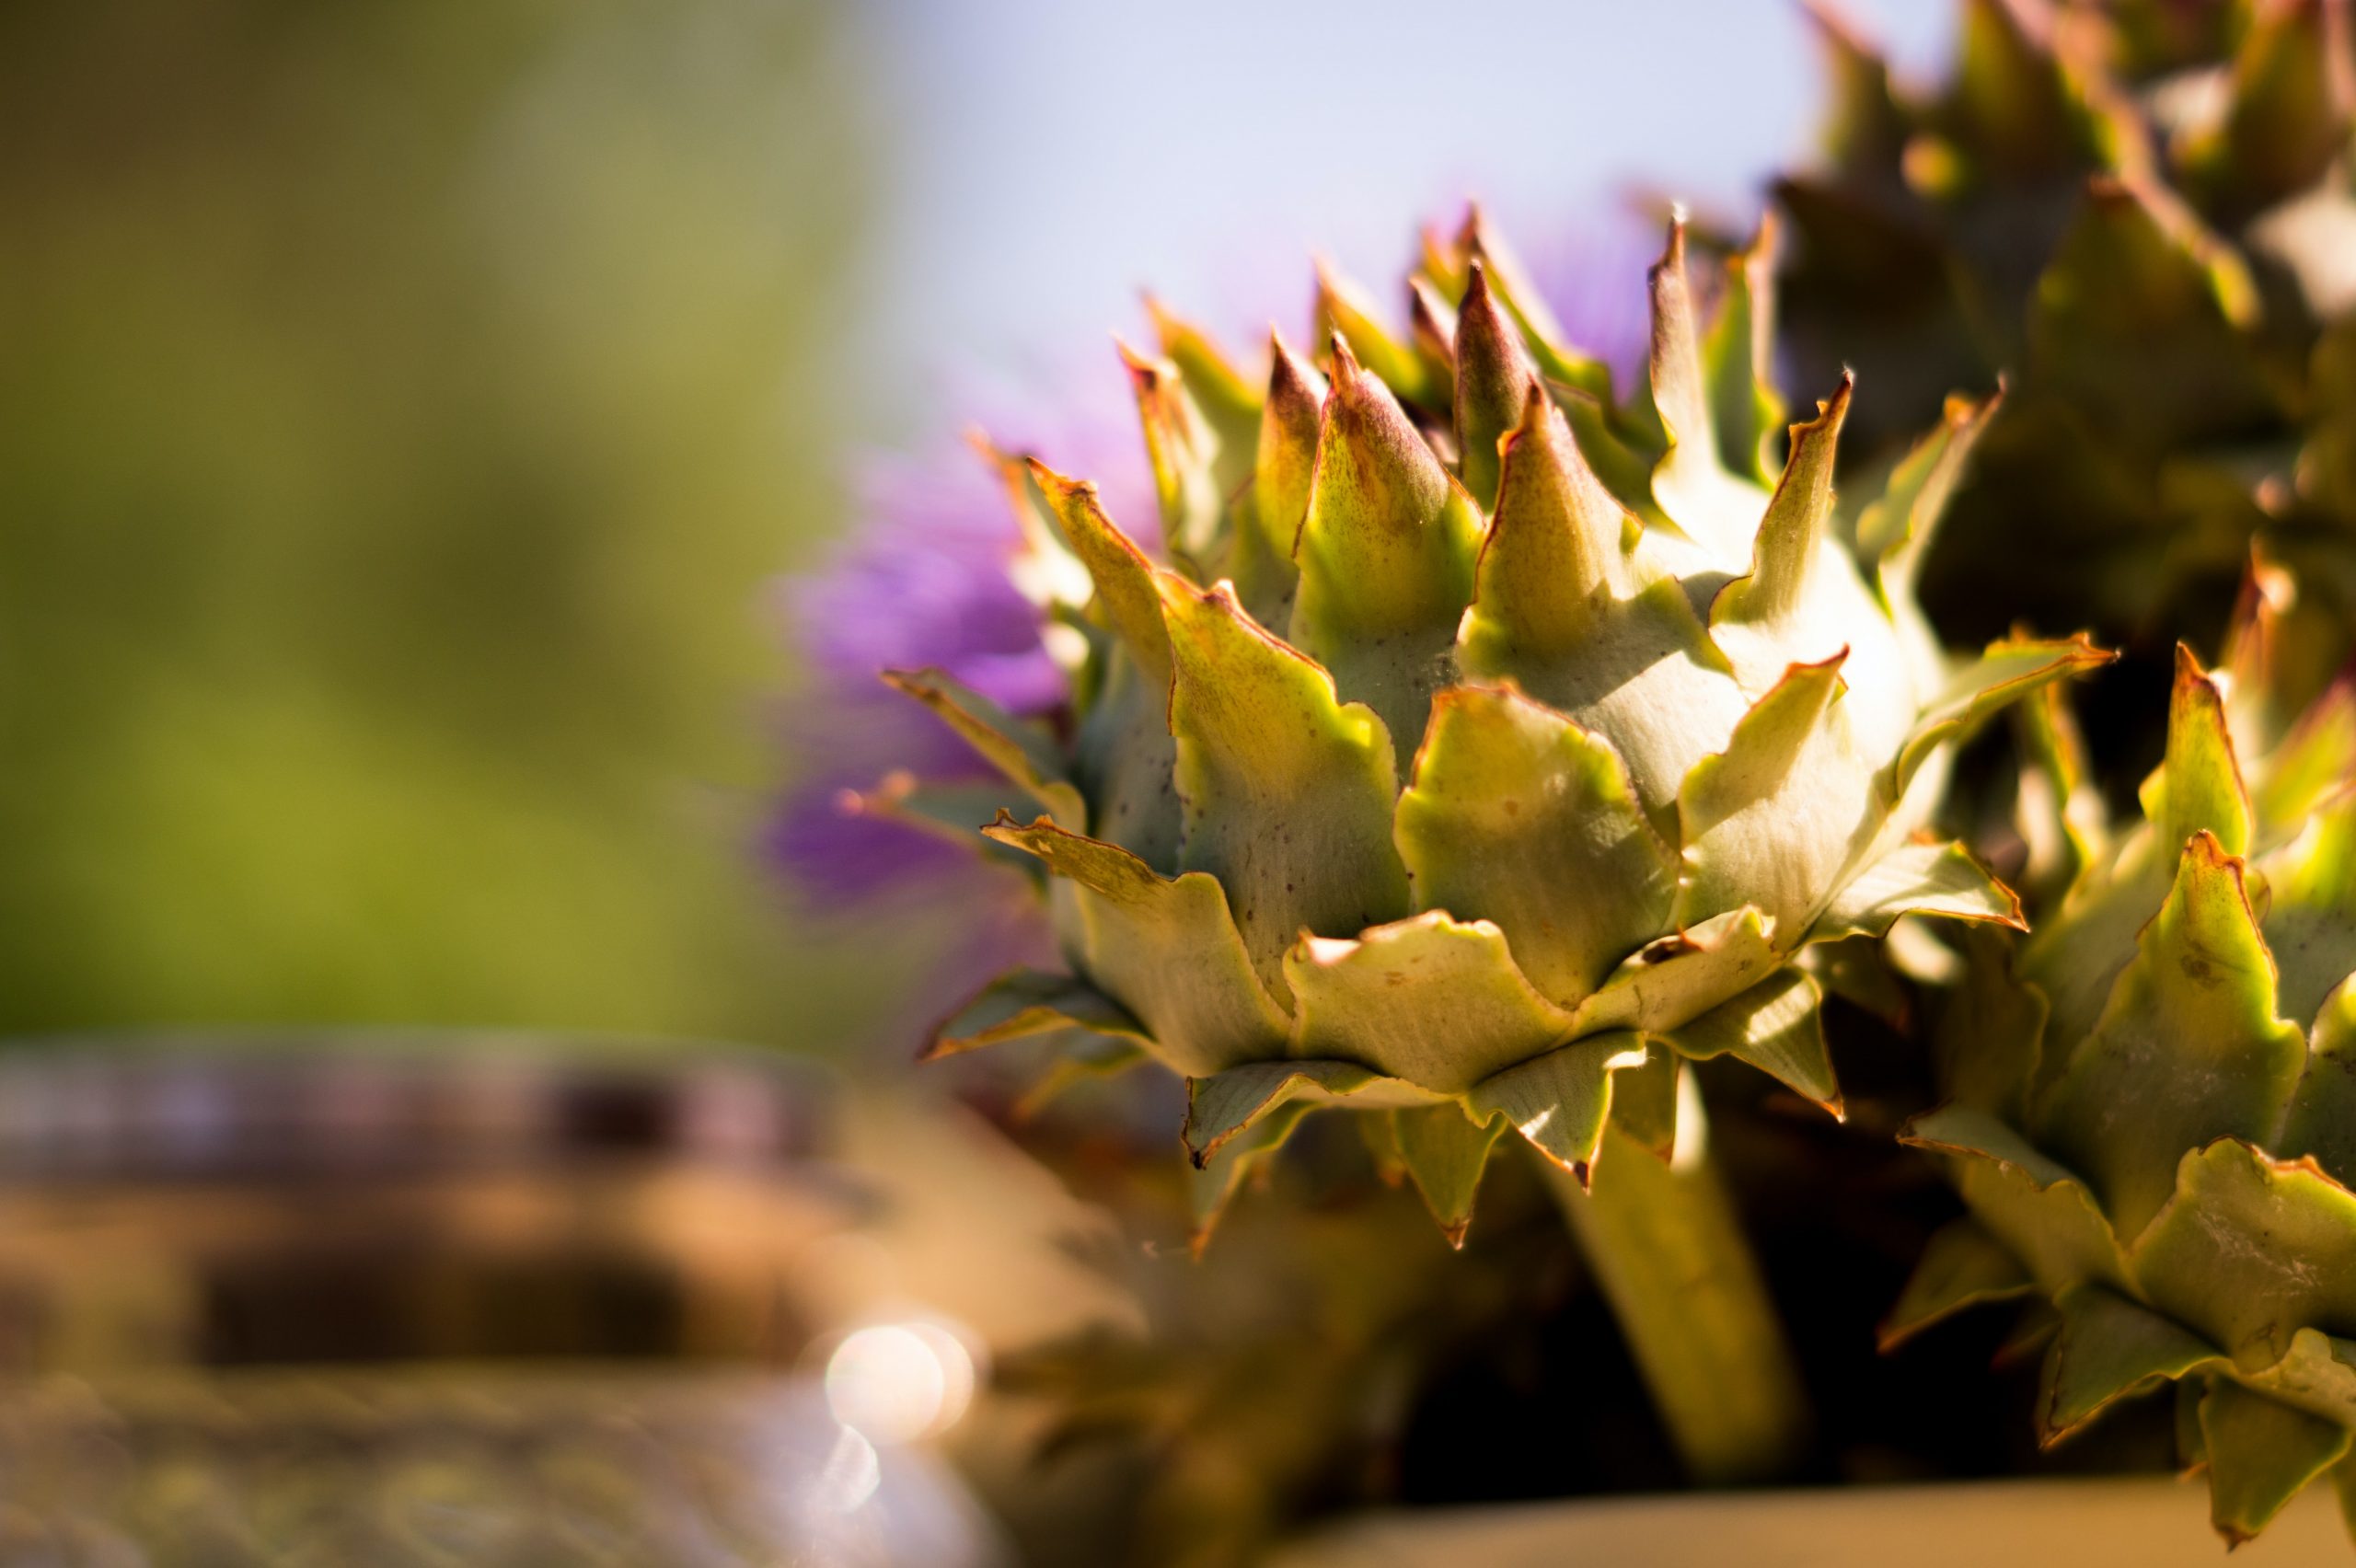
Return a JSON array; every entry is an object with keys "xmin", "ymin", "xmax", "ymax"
[{"xmin": 0, "ymin": 1027, "xmax": 835, "ymax": 1179}]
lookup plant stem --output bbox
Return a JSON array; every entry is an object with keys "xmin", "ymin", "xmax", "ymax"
[{"xmin": 1538, "ymin": 1113, "xmax": 1810, "ymax": 1486}]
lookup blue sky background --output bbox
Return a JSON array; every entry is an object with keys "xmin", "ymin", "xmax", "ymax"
[{"xmin": 845, "ymin": 0, "xmax": 1951, "ymax": 433}]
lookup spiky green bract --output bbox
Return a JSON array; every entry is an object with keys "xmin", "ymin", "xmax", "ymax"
[
  {"xmin": 1900, "ymin": 561, "xmax": 2356, "ymax": 1548},
  {"xmin": 885, "ymin": 213, "xmax": 2106, "ymax": 1250},
  {"xmin": 1778, "ymin": 0, "xmax": 2356, "ymax": 653}
]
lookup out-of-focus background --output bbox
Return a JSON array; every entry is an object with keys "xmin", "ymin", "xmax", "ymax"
[{"xmin": 0, "ymin": 0, "xmax": 1941, "ymax": 1050}]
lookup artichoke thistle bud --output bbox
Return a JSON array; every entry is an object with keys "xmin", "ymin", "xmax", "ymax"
[
  {"xmin": 899, "ymin": 211, "xmax": 2107, "ymax": 1244},
  {"xmin": 1898, "ymin": 555, "xmax": 2356, "ymax": 1548}
]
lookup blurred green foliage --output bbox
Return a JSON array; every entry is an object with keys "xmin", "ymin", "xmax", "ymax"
[{"xmin": 0, "ymin": 0, "xmax": 889, "ymax": 1040}]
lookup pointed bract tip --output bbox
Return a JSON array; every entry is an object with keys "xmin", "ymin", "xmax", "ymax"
[
  {"xmin": 1113, "ymin": 333, "xmax": 1161, "ymax": 385},
  {"xmin": 1022, "ymin": 455, "xmax": 1091, "ymax": 503},
  {"xmin": 1653, "ymin": 211, "xmax": 1690, "ymax": 276},
  {"xmin": 1800, "ymin": 0, "xmax": 1881, "ymax": 55},
  {"xmin": 1944, "ymin": 385, "xmax": 2004, "ymax": 427},
  {"xmin": 965, "ymin": 427, "xmax": 1044, "ymax": 497},
  {"xmin": 1408, "ymin": 275, "xmax": 1455, "ymax": 345},
  {"xmin": 1420, "ymin": 218, "xmax": 1454, "ymax": 266},
  {"xmin": 1453, "ymin": 199, "xmax": 1489, "ymax": 252},
  {"xmin": 2084, "ymin": 171, "xmax": 2142, "ymax": 210},
  {"xmin": 1440, "ymin": 1219, "xmax": 1471, "ymax": 1251},
  {"xmin": 1327, "ymin": 329, "xmax": 1363, "ymax": 380},
  {"xmin": 1266, "ymin": 327, "xmax": 1324, "ymax": 401},
  {"xmin": 2183, "ymin": 825, "xmax": 2237, "ymax": 871},
  {"xmin": 1511, "ymin": 379, "xmax": 1552, "ymax": 434},
  {"xmin": 1813, "ymin": 369, "xmax": 1858, "ymax": 425}
]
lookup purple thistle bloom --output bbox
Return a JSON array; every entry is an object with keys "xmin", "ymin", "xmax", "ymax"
[
  {"xmin": 768, "ymin": 383, "xmax": 1157, "ymax": 1041},
  {"xmin": 1519, "ymin": 210, "xmax": 1662, "ymax": 391}
]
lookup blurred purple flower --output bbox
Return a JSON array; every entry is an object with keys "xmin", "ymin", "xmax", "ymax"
[
  {"xmin": 1520, "ymin": 210, "xmax": 1661, "ymax": 390},
  {"xmin": 767, "ymin": 375, "xmax": 1159, "ymax": 1046}
]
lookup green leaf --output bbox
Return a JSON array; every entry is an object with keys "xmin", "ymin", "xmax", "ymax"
[
  {"xmin": 1948, "ymin": 0, "xmax": 2077, "ymax": 173},
  {"xmin": 881, "ymin": 667, "xmax": 1088, "ymax": 828},
  {"xmin": 1027, "ymin": 461, "xmax": 1172, "ymax": 685},
  {"xmin": 1188, "ymin": 1097, "xmax": 1316, "ymax": 1254},
  {"xmin": 1454, "ymin": 205, "xmax": 1574, "ymax": 363},
  {"xmin": 1288, "ymin": 340, "xmax": 1482, "ymax": 749},
  {"xmin": 1879, "ymin": 1217, "xmax": 2033, "ymax": 1351},
  {"xmin": 837, "ymin": 775, "xmax": 1038, "ymax": 859},
  {"xmin": 1702, "ymin": 219, "xmax": 1784, "ymax": 486},
  {"xmin": 1452, "ymin": 259, "xmax": 1540, "ymax": 510},
  {"xmin": 1282, "ymin": 911, "xmax": 1577, "ymax": 1094},
  {"xmin": 1855, "ymin": 389, "xmax": 2002, "ymax": 602},
  {"xmin": 2012, "ymin": 677, "xmax": 2106, "ymax": 896},
  {"xmin": 2191, "ymin": 0, "xmax": 2353, "ymax": 216},
  {"xmin": 1144, "ymin": 295, "xmax": 1262, "ymax": 499},
  {"xmin": 1244, "ymin": 330, "xmax": 1323, "ymax": 622},
  {"xmin": 1892, "ymin": 634, "xmax": 2116, "ymax": 803},
  {"xmin": 1901, "ymin": 1104, "xmax": 2131, "ymax": 1294},
  {"xmin": 1070, "ymin": 653, "xmax": 1184, "ymax": 870},
  {"xmin": 2246, "ymin": 1328, "xmax": 2356, "ymax": 1429},
  {"xmin": 1706, "ymin": 381, "xmax": 1915, "ymax": 754},
  {"xmin": 1159, "ymin": 576, "xmax": 1412, "ymax": 994},
  {"xmin": 1801, "ymin": 0, "xmax": 1905, "ymax": 170},
  {"xmin": 1407, "ymin": 274, "xmax": 1458, "ymax": 401},
  {"xmin": 1315, "ymin": 260, "xmax": 1443, "ymax": 409},
  {"xmin": 1934, "ymin": 928, "xmax": 2049, "ymax": 1122},
  {"xmin": 972, "ymin": 435, "xmax": 1095, "ymax": 615},
  {"xmin": 1390, "ymin": 1101, "xmax": 1508, "ymax": 1247},
  {"xmin": 2257, "ymin": 793, "xmax": 2356, "ymax": 1025},
  {"xmin": 2200, "ymin": 1378, "xmax": 2353, "ymax": 1548},
  {"xmin": 2040, "ymin": 1284, "xmax": 2223, "ymax": 1445},
  {"xmin": 1393, "ymin": 683, "xmax": 1676, "ymax": 1009},
  {"xmin": 1646, "ymin": 218, "xmax": 1771, "ymax": 566},
  {"xmin": 2282, "ymin": 976, "xmax": 2356, "ymax": 1187},
  {"xmin": 2045, "ymin": 833, "xmax": 2306, "ymax": 1239},
  {"xmin": 1800, "ymin": 934, "xmax": 1912, "ymax": 1029},
  {"xmin": 1011, "ymin": 1042, "xmax": 1148, "ymax": 1124},
  {"xmin": 1814, "ymin": 837, "xmax": 2024, "ymax": 943},
  {"xmin": 925, "ymin": 968, "xmax": 1149, "ymax": 1061},
  {"xmin": 1462, "ymin": 384, "xmax": 1629, "ymax": 617},
  {"xmin": 983, "ymin": 814, "xmax": 1289, "ymax": 1076},
  {"xmin": 1029, "ymin": 462, "xmax": 1183, "ymax": 868},
  {"xmin": 1673, "ymin": 653, "xmax": 1876, "ymax": 939},
  {"xmin": 1181, "ymin": 1058, "xmax": 1406, "ymax": 1165},
  {"xmin": 1465, "ymin": 1031, "xmax": 1650, "ymax": 1182},
  {"xmin": 1665, "ymin": 968, "xmax": 1841, "ymax": 1114},
  {"xmin": 2132, "ymin": 1139, "xmax": 2356, "ymax": 1371},
  {"xmin": 1120, "ymin": 340, "xmax": 1224, "ymax": 565},
  {"xmin": 2028, "ymin": 177, "xmax": 2271, "ymax": 453},
  {"xmin": 2253, "ymin": 684, "xmax": 2356, "ymax": 834},
  {"xmin": 2138, "ymin": 644, "xmax": 2253, "ymax": 860},
  {"xmin": 1455, "ymin": 387, "xmax": 1747, "ymax": 821},
  {"xmin": 1555, "ymin": 384, "xmax": 1662, "ymax": 518},
  {"xmin": 1570, "ymin": 906, "xmax": 1782, "ymax": 1037},
  {"xmin": 1605, "ymin": 1042, "xmax": 1682, "ymax": 1159}
]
